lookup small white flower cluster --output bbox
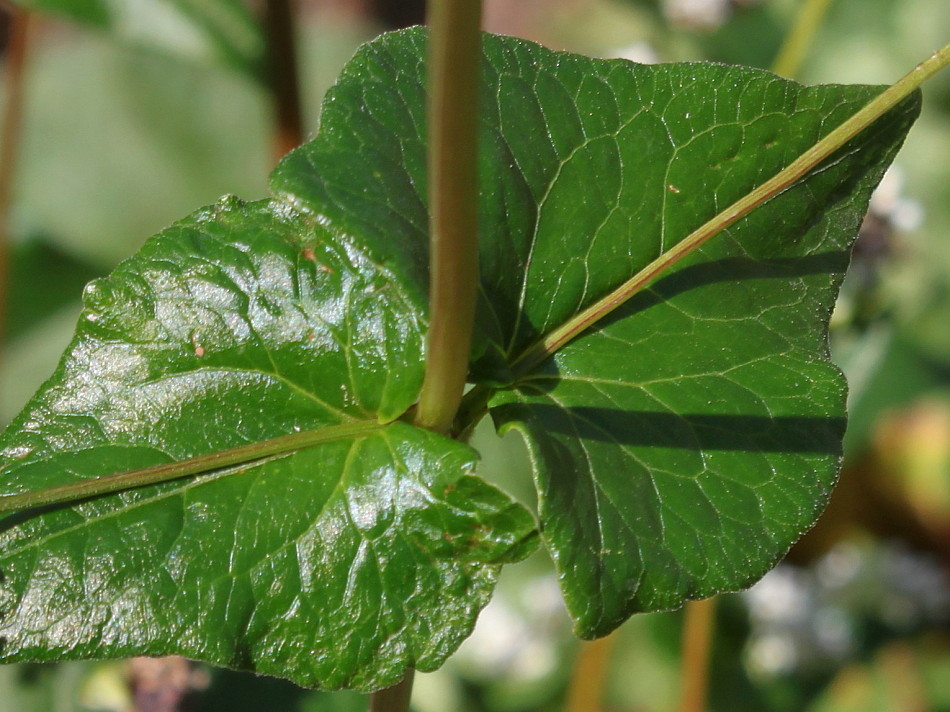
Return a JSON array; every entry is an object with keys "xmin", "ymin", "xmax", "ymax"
[
  {"xmin": 663, "ymin": 0, "xmax": 733, "ymax": 31},
  {"xmin": 663, "ymin": 0, "xmax": 764, "ymax": 31},
  {"xmin": 662, "ymin": 0, "xmax": 762, "ymax": 32},
  {"xmin": 743, "ymin": 542, "xmax": 949, "ymax": 678},
  {"xmin": 867, "ymin": 166, "xmax": 924, "ymax": 234},
  {"xmin": 454, "ymin": 572, "xmax": 568, "ymax": 681}
]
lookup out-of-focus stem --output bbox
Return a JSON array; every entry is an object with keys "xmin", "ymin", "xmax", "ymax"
[
  {"xmin": 564, "ymin": 632, "xmax": 617, "ymax": 712},
  {"xmin": 0, "ymin": 4, "xmax": 31, "ymax": 349},
  {"xmin": 677, "ymin": 597, "xmax": 717, "ymax": 712},
  {"xmin": 264, "ymin": 0, "xmax": 304, "ymax": 161},
  {"xmin": 368, "ymin": 672, "xmax": 414, "ymax": 712},
  {"xmin": 772, "ymin": 0, "xmax": 837, "ymax": 79}
]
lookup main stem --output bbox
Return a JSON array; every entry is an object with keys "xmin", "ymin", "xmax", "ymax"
[
  {"xmin": 380, "ymin": 3, "xmax": 484, "ymax": 709},
  {"xmin": 376, "ymin": 2, "xmax": 483, "ymax": 709},
  {"xmin": 413, "ymin": 0, "xmax": 483, "ymax": 434}
]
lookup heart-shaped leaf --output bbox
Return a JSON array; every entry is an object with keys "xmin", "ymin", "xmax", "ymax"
[
  {"xmin": 0, "ymin": 197, "xmax": 537, "ymax": 689},
  {"xmin": 0, "ymin": 25, "xmax": 924, "ymax": 686},
  {"xmin": 273, "ymin": 29, "xmax": 920, "ymax": 636},
  {"xmin": 477, "ymin": 41, "xmax": 919, "ymax": 636}
]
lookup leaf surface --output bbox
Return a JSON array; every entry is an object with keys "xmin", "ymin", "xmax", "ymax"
[
  {"xmin": 0, "ymin": 24, "xmax": 924, "ymax": 679},
  {"xmin": 478, "ymin": 42, "xmax": 920, "ymax": 635},
  {"xmin": 0, "ymin": 197, "xmax": 536, "ymax": 689},
  {"xmin": 274, "ymin": 29, "xmax": 920, "ymax": 635}
]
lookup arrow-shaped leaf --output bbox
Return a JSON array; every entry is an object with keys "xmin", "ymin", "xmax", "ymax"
[
  {"xmin": 0, "ymin": 26, "xmax": 936, "ymax": 686},
  {"xmin": 0, "ymin": 197, "xmax": 537, "ymax": 689},
  {"xmin": 273, "ymin": 29, "xmax": 923, "ymax": 636}
]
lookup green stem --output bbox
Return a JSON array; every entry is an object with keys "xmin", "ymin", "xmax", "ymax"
[
  {"xmin": 393, "ymin": 4, "xmax": 483, "ymax": 706},
  {"xmin": 771, "ymin": 0, "xmax": 837, "ymax": 79},
  {"xmin": 0, "ymin": 421, "xmax": 383, "ymax": 514},
  {"xmin": 413, "ymin": 0, "xmax": 483, "ymax": 434},
  {"xmin": 451, "ymin": 382, "xmax": 494, "ymax": 440},
  {"xmin": 510, "ymin": 42, "xmax": 950, "ymax": 379}
]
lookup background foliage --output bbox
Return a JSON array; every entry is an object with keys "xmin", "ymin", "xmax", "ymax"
[{"xmin": 0, "ymin": 0, "xmax": 947, "ymax": 710}]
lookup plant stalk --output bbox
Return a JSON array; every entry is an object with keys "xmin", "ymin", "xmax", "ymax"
[
  {"xmin": 397, "ymin": 3, "xmax": 483, "ymax": 707},
  {"xmin": 772, "ymin": 0, "xmax": 837, "ymax": 79},
  {"xmin": 677, "ymin": 597, "xmax": 717, "ymax": 712},
  {"xmin": 413, "ymin": 0, "xmax": 483, "ymax": 434},
  {"xmin": 264, "ymin": 0, "xmax": 304, "ymax": 160},
  {"xmin": 0, "ymin": 5, "xmax": 31, "ymax": 349},
  {"xmin": 0, "ymin": 420, "xmax": 384, "ymax": 514},
  {"xmin": 563, "ymin": 633, "xmax": 617, "ymax": 712},
  {"xmin": 369, "ymin": 673, "xmax": 414, "ymax": 712},
  {"xmin": 511, "ymin": 42, "xmax": 950, "ymax": 378}
]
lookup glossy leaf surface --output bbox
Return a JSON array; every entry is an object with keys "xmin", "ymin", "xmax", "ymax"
[
  {"xmin": 479, "ymin": 42, "xmax": 919, "ymax": 635},
  {"xmin": 274, "ymin": 29, "xmax": 919, "ymax": 636},
  {"xmin": 13, "ymin": 0, "xmax": 264, "ymax": 79},
  {"xmin": 0, "ymin": 197, "xmax": 537, "ymax": 689},
  {"xmin": 0, "ymin": 24, "xmax": 922, "ymax": 682}
]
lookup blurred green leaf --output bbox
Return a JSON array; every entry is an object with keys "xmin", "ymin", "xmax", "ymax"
[
  {"xmin": 837, "ymin": 327, "xmax": 950, "ymax": 454},
  {"xmin": 0, "ymin": 662, "xmax": 92, "ymax": 712},
  {"xmin": 5, "ymin": 239, "xmax": 99, "ymax": 342},
  {"xmin": 15, "ymin": 34, "xmax": 270, "ymax": 267},
  {"xmin": 13, "ymin": 0, "xmax": 265, "ymax": 80}
]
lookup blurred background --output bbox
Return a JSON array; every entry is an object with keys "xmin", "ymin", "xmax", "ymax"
[{"xmin": 0, "ymin": 0, "xmax": 947, "ymax": 710}]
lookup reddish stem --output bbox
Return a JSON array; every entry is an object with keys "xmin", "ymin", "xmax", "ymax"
[
  {"xmin": 0, "ymin": 4, "xmax": 31, "ymax": 349},
  {"xmin": 264, "ymin": 0, "xmax": 304, "ymax": 161}
]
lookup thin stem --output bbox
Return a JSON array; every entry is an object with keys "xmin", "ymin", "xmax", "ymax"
[
  {"xmin": 0, "ymin": 420, "xmax": 383, "ymax": 514},
  {"xmin": 511, "ymin": 42, "xmax": 950, "ymax": 378},
  {"xmin": 771, "ymin": 0, "xmax": 836, "ymax": 79},
  {"xmin": 413, "ymin": 0, "xmax": 483, "ymax": 434},
  {"xmin": 0, "ymin": 5, "xmax": 31, "ymax": 347},
  {"xmin": 368, "ymin": 673, "xmax": 414, "ymax": 712},
  {"xmin": 563, "ymin": 633, "xmax": 617, "ymax": 712},
  {"xmin": 451, "ymin": 382, "xmax": 493, "ymax": 440},
  {"xmin": 677, "ymin": 597, "xmax": 717, "ymax": 712},
  {"xmin": 264, "ymin": 0, "xmax": 304, "ymax": 160}
]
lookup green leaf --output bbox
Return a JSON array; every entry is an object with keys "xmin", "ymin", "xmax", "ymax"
[
  {"xmin": 0, "ymin": 22, "xmax": 926, "ymax": 684},
  {"xmin": 275, "ymin": 29, "xmax": 919, "ymax": 636},
  {"xmin": 477, "ymin": 43, "xmax": 920, "ymax": 635},
  {"xmin": 5, "ymin": 240, "xmax": 99, "ymax": 342},
  {"xmin": 0, "ymin": 197, "xmax": 537, "ymax": 689},
  {"xmin": 17, "ymin": 32, "xmax": 271, "ymax": 268},
  {"xmin": 13, "ymin": 0, "xmax": 265, "ymax": 80}
]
